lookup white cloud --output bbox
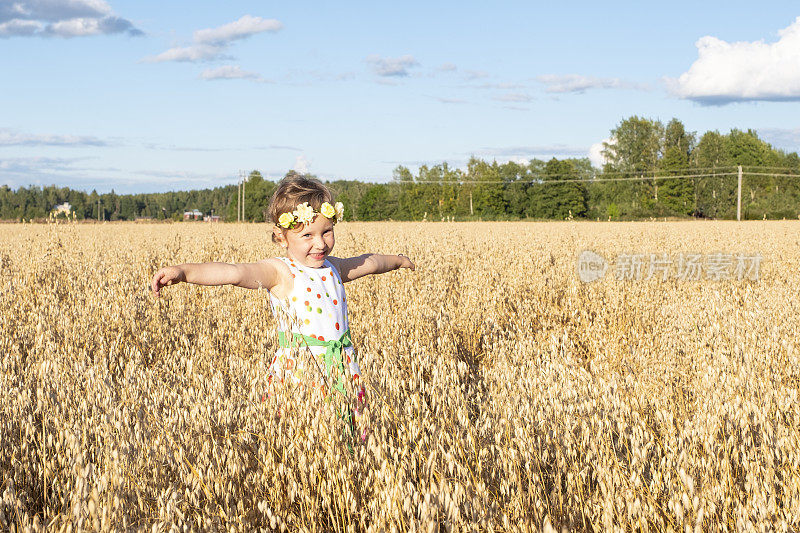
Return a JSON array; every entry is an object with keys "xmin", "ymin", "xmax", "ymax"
[
  {"xmin": 0, "ymin": 156, "xmax": 87, "ymax": 173},
  {"xmin": 142, "ymin": 143, "xmax": 227, "ymax": 152},
  {"xmin": 258, "ymin": 144, "xmax": 302, "ymax": 152},
  {"xmin": 493, "ymin": 92, "xmax": 533, "ymax": 103},
  {"xmin": 0, "ymin": 128, "xmax": 108, "ymax": 146},
  {"xmin": 144, "ymin": 15, "xmax": 282, "ymax": 63},
  {"xmin": 429, "ymin": 96, "xmax": 467, "ymax": 104},
  {"xmin": 476, "ymin": 144, "xmax": 588, "ymax": 158},
  {"xmin": 0, "ymin": 157, "xmax": 240, "ymax": 193},
  {"xmin": 199, "ymin": 65, "xmax": 262, "ymax": 81},
  {"xmin": 757, "ymin": 128, "xmax": 800, "ymax": 151},
  {"xmin": 0, "ymin": 0, "xmax": 141, "ymax": 38},
  {"xmin": 0, "ymin": 19, "xmax": 41, "ymax": 36},
  {"xmin": 588, "ymin": 138, "xmax": 612, "ymax": 168},
  {"xmin": 436, "ymin": 63, "xmax": 457, "ymax": 72},
  {"xmin": 365, "ymin": 54, "xmax": 418, "ymax": 77},
  {"xmin": 0, "ymin": 0, "xmax": 111, "ymax": 23},
  {"xmin": 194, "ymin": 15, "xmax": 281, "ymax": 45},
  {"xmin": 293, "ymin": 155, "xmax": 310, "ymax": 174},
  {"xmin": 668, "ymin": 16, "xmax": 800, "ymax": 104},
  {"xmin": 464, "ymin": 70, "xmax": 488, "ymax": 80},
  {"xmin": 0, "ymin": 156, "xmax": 100, "ymax": 188},
  {"xmin": 536, "ymin": 74, "xmax": 646, "ymax": 94},
  {"xmin": 144, "ymin": 44, "xmax": 224, "ymax": 63},
  {"xmin": 476, "ymin": 82, "xmax": 525, "ymax": 90},
  {"xmin": 45, "ymin": 15, "xmax": 132, "ymax": 37},
  {"xmin": 506, "ymin": 156, "xmax": 529, "ymax": 166}
]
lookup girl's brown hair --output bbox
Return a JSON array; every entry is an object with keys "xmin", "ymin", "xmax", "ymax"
[{"xmin": 268, "ymin": 175, "xmax": 334, "ymax": 242}]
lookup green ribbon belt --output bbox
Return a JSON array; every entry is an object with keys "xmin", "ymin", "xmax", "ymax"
[
  {"xmin": 278, "ymin": 329, "xmax": 353, "ymax": 398},
  {"xmin": 278, "ymin": 328, "xmax": 358, "ymax": 449}
]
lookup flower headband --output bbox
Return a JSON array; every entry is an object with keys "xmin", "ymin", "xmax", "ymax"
[{"xmin": 277, "ymin": 201, "xmax": 344, "ymax": 229}]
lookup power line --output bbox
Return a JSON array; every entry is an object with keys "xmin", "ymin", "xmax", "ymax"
[
  {"xmin": 395, "ymin": 169, "xmax": 800, "ymax": 186},
  {"xmin": 741, "ymin": 172, "xmax": 800, "ymax": 178},
  {"xmin": 583, "ymin": 172, "xmax": 738, "ymax": 183},
  {"xmin": 404, "ymin": 167, "xmax": 743, "ymax": 181},
  {"xmin": 395, "ymin": 166, "xmax": 745, "ymax": 180},
  {"xmin": 586, "ymin": 165, "xmax": 739, "ymax": 175},
  {"xmin": 398, "ymin": 171, "xmax": 739, "ymax": 185},
  {"xmin": 739, "ymin": 166, "xmax": 800, "ymax": 171}
]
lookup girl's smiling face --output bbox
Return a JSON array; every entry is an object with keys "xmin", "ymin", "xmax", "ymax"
[{"xmin": 274, "ymin": 213, "xmax": 335, "ymax": 268}]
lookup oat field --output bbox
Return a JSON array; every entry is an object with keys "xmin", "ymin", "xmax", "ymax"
[{"xmin": 1, "ymin": 220, "xmax": 799, "ymax": 532}]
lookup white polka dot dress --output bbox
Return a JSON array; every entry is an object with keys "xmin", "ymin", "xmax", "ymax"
[{"xmin": 267, "ymin": 257, "xmax": 363, "ymax": 391}]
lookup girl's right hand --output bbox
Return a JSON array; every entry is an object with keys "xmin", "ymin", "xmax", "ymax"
[
  {"xmin": 397, "ymin": 254, "xmax": 415, "ymax": 271},
  {"xmin": 151, "ymin": 266, "xmax": 186, "ymax": 297}
]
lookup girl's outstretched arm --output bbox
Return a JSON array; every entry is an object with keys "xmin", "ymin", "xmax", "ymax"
[
  {"xmin": 328, "ymin": 254, "xmax": 415, "ymax": 283},
  {"xmin": 151, "ymin": 258, "xmax": 286, "ymax": 297}
]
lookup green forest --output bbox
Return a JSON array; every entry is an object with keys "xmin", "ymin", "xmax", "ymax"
[{"xmin": 2, "ymin": 116, "xmax": 799, "ymax": 222}]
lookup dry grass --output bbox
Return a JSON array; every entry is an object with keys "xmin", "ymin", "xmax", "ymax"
[{"xmin": 1, "ymin": 220, "xmax": 799, "ymax": 532}]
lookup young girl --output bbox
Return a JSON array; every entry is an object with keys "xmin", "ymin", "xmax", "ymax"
[{"xmin": 150, "ymin": 175, "xmax": 414, "ymax": 436}]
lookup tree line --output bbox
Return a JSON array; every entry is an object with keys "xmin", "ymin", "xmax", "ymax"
[{"xmin": 2, "ymin": 116, "xmax": 798, "ymax": 222}]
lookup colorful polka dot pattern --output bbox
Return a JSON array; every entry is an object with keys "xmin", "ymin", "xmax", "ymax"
[{"xmin": 268, "ymin": 256, "xmax": 359, "ymax": 388}]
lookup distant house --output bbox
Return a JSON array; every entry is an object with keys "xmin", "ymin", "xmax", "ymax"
[
  {"xmin": 53, "ymin": 202, "xmax": 72, "ymax": 215},
  {"xmin": 183, "ymin": 209, "xmax": 203, "ymax": 221},
  {"xmin": 203, "ymin": 215, "xmax": 220, "ymax": 223}
]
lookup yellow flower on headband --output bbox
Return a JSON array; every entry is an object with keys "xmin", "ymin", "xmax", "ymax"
[
  {"xmin": 278, "ymin": 212, "xmax": 295, "ymax": 228},
  {"xmin": 276, "ymin": 200, "xmax": 345, "ymax": 229},
  {"xmin": 320, "ymin": 202, "xmax": 336, "ymax": 219}
]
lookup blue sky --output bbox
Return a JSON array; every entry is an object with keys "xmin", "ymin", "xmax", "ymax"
[{"xmin": 2, "ymin": 1, "xmax": 800, "ymax": 193}]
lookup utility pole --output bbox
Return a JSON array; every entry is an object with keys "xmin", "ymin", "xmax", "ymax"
[
  {"xmin": 653, "ymin": 174, "xmax": 658, "ymax": 201},
  {"xmin": 242, "ymin": 170, "xmax": 246, "ymax": 222},
  {"xmin": 469, "ymin": 191, "xmax": 473, "ymax": 216},
  {"xmin": 238, "ymin": 169, "xmax": 246, "ymax": 222},
  {"xmin": 737, "ymin": 165, "xmax": 742, "ymax": 221}
]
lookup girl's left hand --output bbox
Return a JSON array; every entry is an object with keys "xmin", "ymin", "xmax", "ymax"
[{"xmin": 397, "ymin": 254, "xmax": 415, "ymax": 271}]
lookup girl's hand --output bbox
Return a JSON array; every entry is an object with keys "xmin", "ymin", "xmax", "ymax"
[
  {"xmin": 397, "ymin": 254, "xmax": 415, "ymax": 271},
  {"xmin": 151, "ymin": 266, "xmax": 186, "ymax": 297}
]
